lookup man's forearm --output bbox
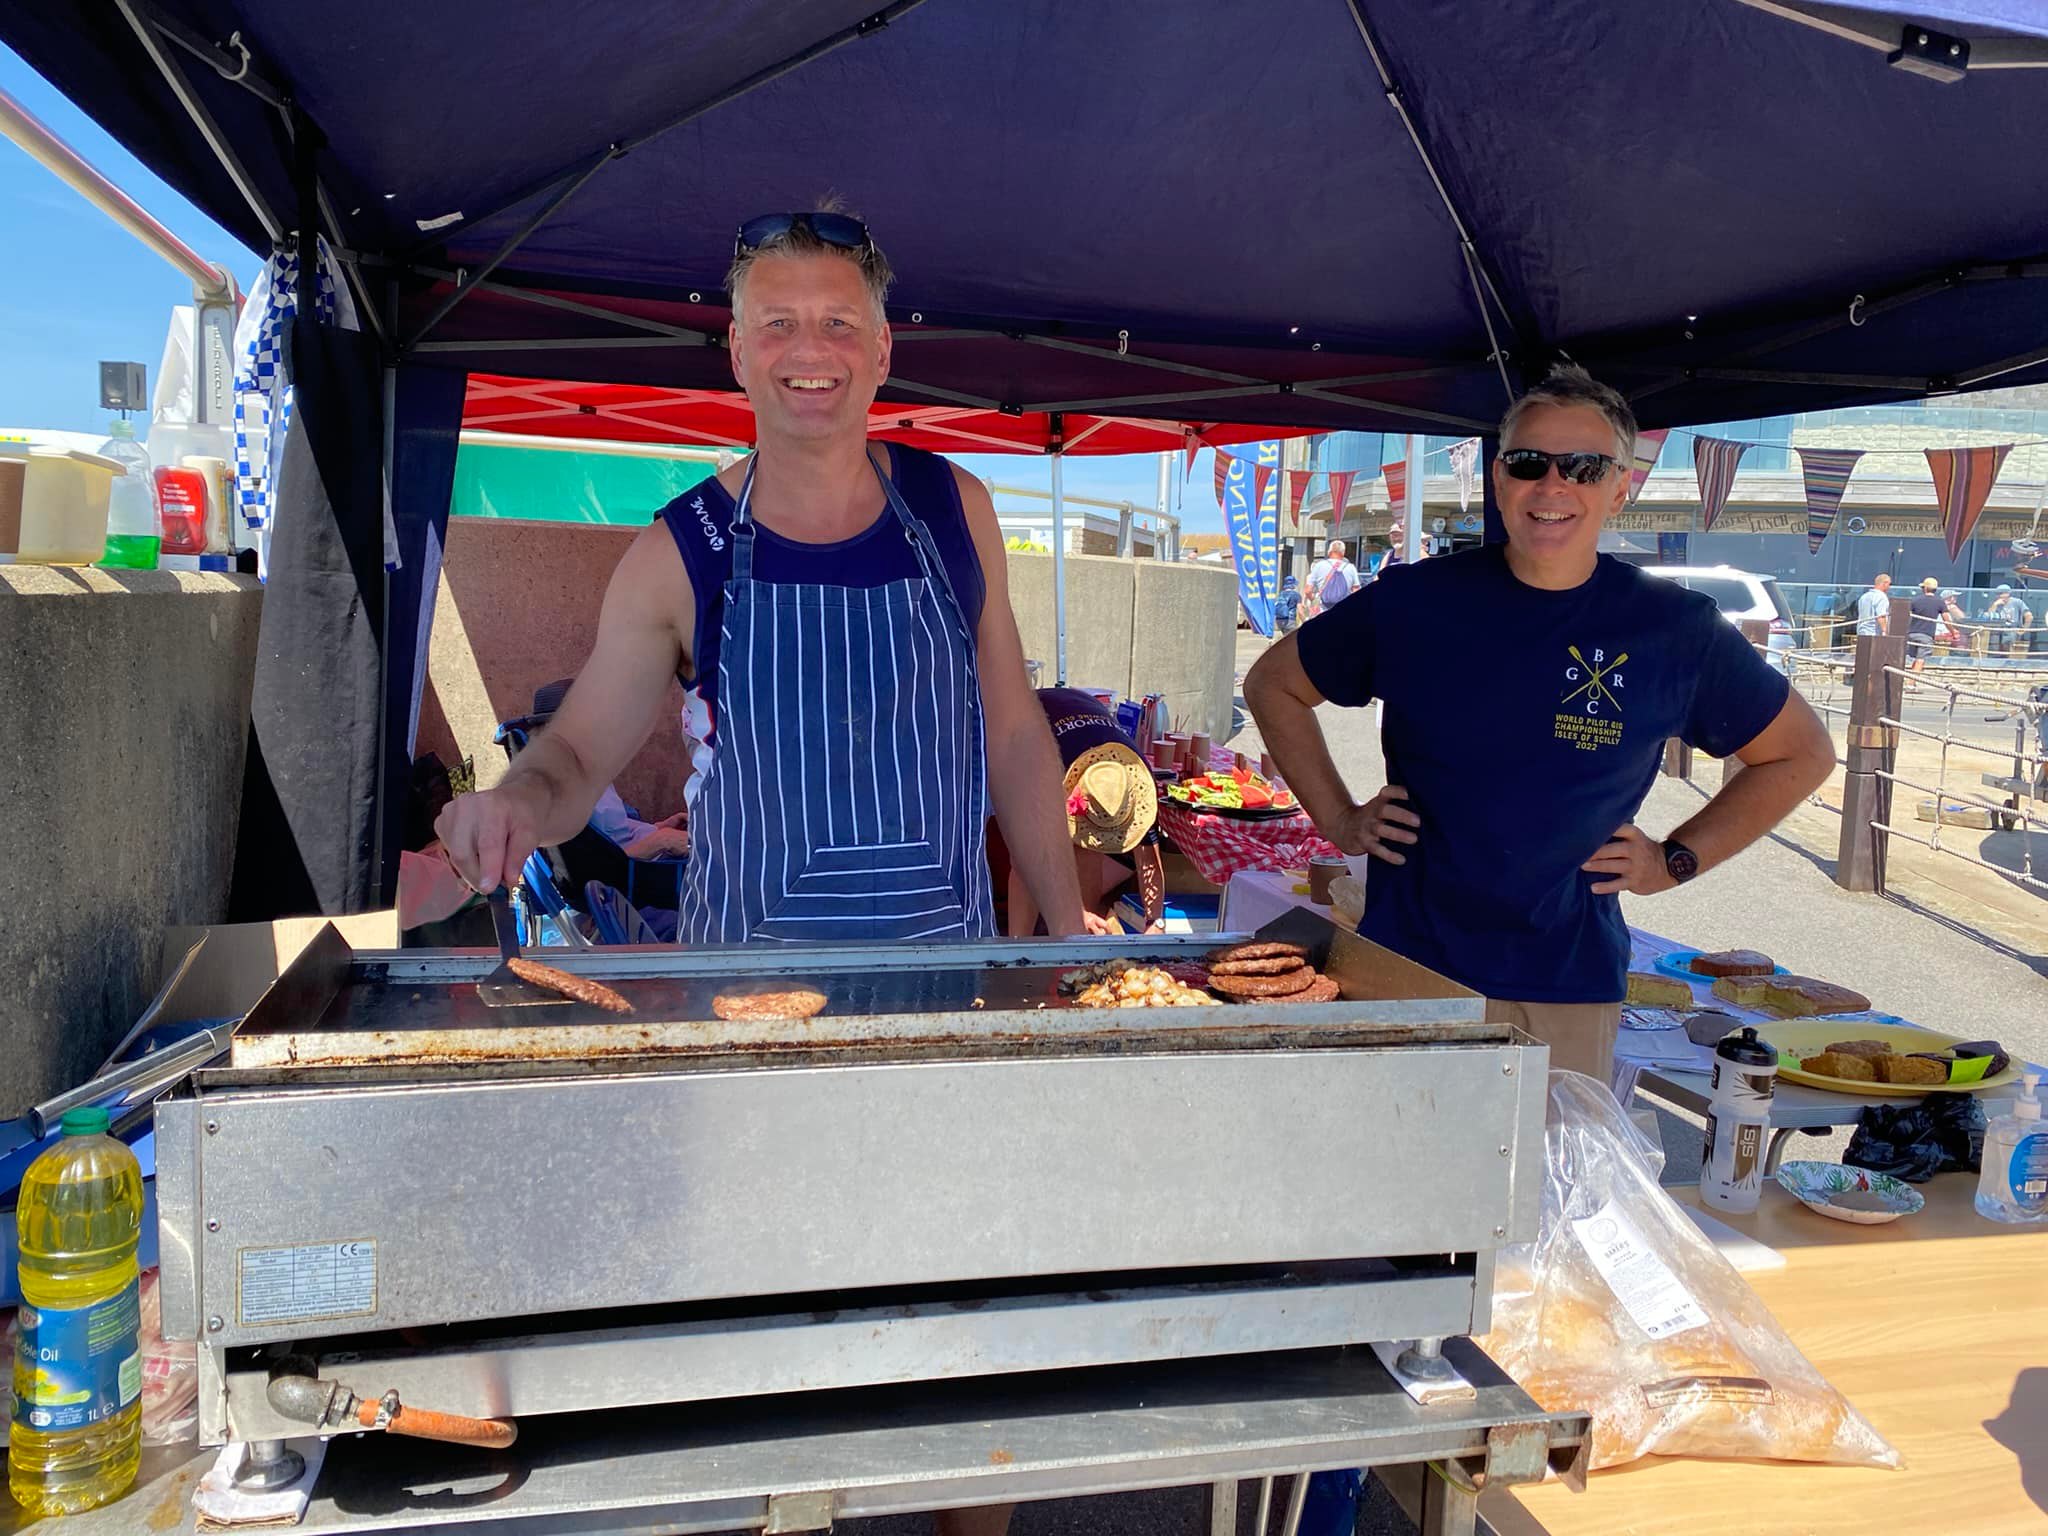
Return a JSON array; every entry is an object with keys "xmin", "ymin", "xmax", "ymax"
[
  {"xmin": 501, "ymin": 733, "xmax": 605, "ymax": 847},
  {"xmin": 1667, "ymin": 757, "xmax": 1823, "ymax": 876},
  {"xmin": 987, "ymin": 722, "xmax": 1086, "ymax": 934},
  {"xmin": 1243, "ymin": 673, "xmax": 1355, "ymax": 833}
]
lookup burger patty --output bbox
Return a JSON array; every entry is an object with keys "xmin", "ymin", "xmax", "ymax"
[
  {"xmin": 1208, "ymin": 966, "xmax": 1318, "ymax": 998},
  {"xmin": 711, "ymin": 988, "xmax": 830, "ymax": 1022},
  {"xmin": 504, "ymin": 958, "xmax": 633, "ymax": 1014},
  {"xmin": 1208, "ymin": 953, "xmax": 1312, "ymax": 976},
  {"xmin": 1207, "ymin": 941, "xmax": 1310, "ymax": 966}
]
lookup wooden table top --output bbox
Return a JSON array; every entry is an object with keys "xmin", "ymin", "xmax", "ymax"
[{"xmin": 1484, "ymin": 1173, "xmax": 2048, "ymax": 1536}]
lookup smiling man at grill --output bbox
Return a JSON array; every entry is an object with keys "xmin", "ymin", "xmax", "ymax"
[
  {"xmin": 1246, "ymin": 364, "xmax": 1834, "ymax": 1084},
  {"xmin": 438, "ymin": 208, "xmax": 1086, "ymax": 949}
]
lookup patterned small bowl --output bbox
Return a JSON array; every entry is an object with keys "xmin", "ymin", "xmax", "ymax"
[{"xmin": 1775, "ymin": 1160, "xmax": 1924, "ymax": 1225}]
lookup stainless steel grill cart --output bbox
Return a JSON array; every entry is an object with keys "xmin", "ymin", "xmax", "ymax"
[{"xmin": 31, "ymin": 909, "xmax": 1587, "ymax": 1536}]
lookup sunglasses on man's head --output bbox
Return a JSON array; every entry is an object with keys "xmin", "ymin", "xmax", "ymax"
[
  {"xmin": 734, "ymin": 211, "xmax": 874, "ymax": 260},
  {"xmin": 1499, "ymin": 448, "xmax": 1620, "ymax": 485}
]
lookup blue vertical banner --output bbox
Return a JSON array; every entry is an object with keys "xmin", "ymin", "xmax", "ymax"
[
  {"xmin": 1223, "ymin": 442, "xmax": 1282, "ymax": 636},
  {"xmin": 1223, "ymin": 448, "xmax": 1274, "ymax": 635},
  {"xmin": 1253, "ymin": 439, "xmax": 1281, "ymax": 627}
]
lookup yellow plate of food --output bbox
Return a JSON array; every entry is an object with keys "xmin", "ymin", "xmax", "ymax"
[{"xmin": 1755, "ymin": 1020, "xmax": 2021, "ymax": 1096}]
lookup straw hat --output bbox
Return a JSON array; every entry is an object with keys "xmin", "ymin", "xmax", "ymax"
[{"xmin": 1037, "ymin": 688, "xmax": 1158, "ymax": 855}]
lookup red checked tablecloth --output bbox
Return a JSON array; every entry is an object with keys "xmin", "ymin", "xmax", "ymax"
[{"xmin": 1155, "ymin": 801, "xmax": 1344, "ymax": 885}]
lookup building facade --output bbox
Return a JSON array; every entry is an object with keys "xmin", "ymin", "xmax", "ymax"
[{"xmin": 1304, "ymin": 386, "xmax": 2048, "ymax": 603}]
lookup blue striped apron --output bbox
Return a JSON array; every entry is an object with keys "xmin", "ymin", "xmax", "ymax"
[{"xmin": 676, "ymin": 456, "xmax": 997, "ymax": 945}]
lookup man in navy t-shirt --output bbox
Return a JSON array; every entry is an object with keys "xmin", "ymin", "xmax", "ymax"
[{"xmin": 1245, "ymin": 364, "xmax": 1833, "ymax": 1083}]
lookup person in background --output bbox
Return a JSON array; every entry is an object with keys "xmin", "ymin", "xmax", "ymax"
[
  {"xmin": 1854, "ymin": 572, "xmax": 1892, "ymax": 638},
  {"xmin": 1306, "ymin": 538, "xmax": 1362, "ymax": 611},
  {"xmin": 1274, "ymin": 573, "xmax": 1303, "ymax": 634},
  {"xmin": 1906, "ymin": 576, "xmax": 1946, "ymax": 675},
  {"xmin": 1379, "ymin": 519, "xmax": 1423, "ymax": 574},
  {"xmin": 1001, "ymin": 689, "xmax": 1166, "ymax": 937},
  {"xmin": 589, "ymin": 791, "xmax": 690, "ymax": 860},
  {"xmin": 1245, "ymin": 362, "xmax": 1834, "ymax": 1086},
  {"xmin": 1981, "ymin": 584, "xmax": 2027, "ymax": 659}
]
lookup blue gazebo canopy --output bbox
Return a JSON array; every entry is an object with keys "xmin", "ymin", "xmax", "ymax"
[{"xmin": 8, "ymin": 0, "xmax": 2048, "ymax": 432}]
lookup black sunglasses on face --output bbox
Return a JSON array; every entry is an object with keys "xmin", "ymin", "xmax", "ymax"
[
  {"xmin": 1499, "ymin": 448, "xmax": 1620, "ymax": 485},
  {"xmin": 734, "ymin": 211, "xmax": 874, "ymax": 260}
]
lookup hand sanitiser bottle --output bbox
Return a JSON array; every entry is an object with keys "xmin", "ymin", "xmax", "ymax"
[{"xmin": 1975, "ymin": 1070, "xmax": 2048, "ymax": 1226}]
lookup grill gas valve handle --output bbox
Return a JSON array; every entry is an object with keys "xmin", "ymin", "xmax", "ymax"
[{"xmin": 267, "ymin": 1370, "xmax": 519, "ymax": 1449}]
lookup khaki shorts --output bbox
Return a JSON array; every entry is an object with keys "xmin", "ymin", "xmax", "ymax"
[{"xmin": 1484, "ymin": 997, "xmax": 1622, "ymax": 1085}]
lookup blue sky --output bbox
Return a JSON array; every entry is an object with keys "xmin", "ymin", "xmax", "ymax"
[{"xmin": 0, "ymin": 44, "xmax": 1221, "ymax": 531}]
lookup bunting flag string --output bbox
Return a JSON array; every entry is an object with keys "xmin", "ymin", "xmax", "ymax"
[
  {"xmin": 1326, "ymin": 469, "xmax": 1357, "ymax": 526},
  {"xmin": 1691, "ymin": 434, "xmax": 1750, "ymax": 533},
  {"xmin": 1793, "ymin": 447, "xmax": 1863, "ymax": 554},
  {"xmin": 1928, "ymin": 444, "xmax": 2013, "ymax": 560},
  {"xmin": 1285, "ymin": 468, "xmax": 1315, "ymax": 521},
  {"xmin": 1192, "ymin": 432, "xmax": 2035, "ymax": 550},
  {"xmin": 1382, "ymin": 458, "xmax": 1408, "ymax": 515},
  {"xmin": 1449, "ymin": 437, "xmax": 1480, "ymax": 511},
  {"xmin": 1627, "ymin": 427, "xmax": 1671, "ymax": 504}
]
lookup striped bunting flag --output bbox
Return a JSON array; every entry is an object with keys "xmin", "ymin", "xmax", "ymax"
[
  {"xmin": 1213, "ymin": 449, "xmax": 1231, "ymax": 509},
  {"xmin": 1286, "ymin": 469, "xmax": 1315, "ymax": 522},
  {"xmin": 1794, "ymin": 447, "xmax": 1863, "ymax": 554},
  {"xmin": 1627, "ymin": 427, "xmax": 1671, "ymax": 504},
  {"xmin": 1325, "ymin": 469, "xmax": 1357, "ymax": 527},
  {"xmin": 1691, "ymin": 434, "xmax": 1749, "ymax": 533},
  {"xmin": 1927, "ymin": 445, "xmax": 2013, "ymax": 560},
  {"xmin": 1382, "ymin": 458, "xmax": 1408, "ymax": 513}
]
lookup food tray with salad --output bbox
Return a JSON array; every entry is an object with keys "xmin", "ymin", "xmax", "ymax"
[{"xmin": 1165, "ymin": 766, "xmax": 1302, "ymax": 820}]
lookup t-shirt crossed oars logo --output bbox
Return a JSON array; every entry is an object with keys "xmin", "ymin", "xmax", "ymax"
[{"xmin": 1563, "ymin": 644, "xmax": 1626, "ymax": 712}]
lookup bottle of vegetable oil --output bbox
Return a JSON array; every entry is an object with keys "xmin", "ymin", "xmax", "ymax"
[{"xmin": 10, "ymin": 1108, "xmax": 145, "ymax": 1515}]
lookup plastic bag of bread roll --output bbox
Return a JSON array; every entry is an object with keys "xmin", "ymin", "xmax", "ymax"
[
  {"xmin": 1326, "ymin": 874, "xmax": 1365, "ymax": 927},
  {"xmin": 1476, "ymin": 1073, "xmax": 1901, "ymax": 1472}
]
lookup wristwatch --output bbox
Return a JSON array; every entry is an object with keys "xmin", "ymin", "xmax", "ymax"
[{"xmin": 1661, "ymin": 838, "xmax": 1700, "ymax": 885}]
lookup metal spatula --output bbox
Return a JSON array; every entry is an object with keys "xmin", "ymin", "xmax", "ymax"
[{"xmin": 477, "ymin": 887, "xmax": 572, "ymax": 1007}]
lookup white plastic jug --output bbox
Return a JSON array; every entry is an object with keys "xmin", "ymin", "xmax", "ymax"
[{"xmin": 17, "ymin": 447, "xmax": 121, "ymax": 565}]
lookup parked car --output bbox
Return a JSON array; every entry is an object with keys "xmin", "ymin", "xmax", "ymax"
[{"xmin": 1639, "ymin": 565, "xmax": 1795, "ymax": 674}]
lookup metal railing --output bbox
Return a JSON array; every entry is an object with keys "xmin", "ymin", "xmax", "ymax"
[
  {"xmin": 1776, "ymin": 592, "xmax": 2047, "ymax": 899},
  {"xmin": 1776, "ymin": 581, "xmax": 2048, "ymax": 671},
  {"xmin": 1670, "ymin": 596, "xmax": 2048, "ymax": 904},
  {"xmin": 0, "ymin": 83, "xmax": 236, "ymax": 302},
  {"xmin": 1871, "ymin": 666, "xmax": 2045, "ymax": 894}
]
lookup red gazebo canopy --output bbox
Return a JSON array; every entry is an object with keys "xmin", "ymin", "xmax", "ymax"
[{"xmin": 462, "ymin": 374, "xmax": 1318, "ymax": 457}]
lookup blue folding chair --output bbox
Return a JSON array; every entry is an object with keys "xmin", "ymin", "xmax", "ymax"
[{"xmin": 493, "ymin": 680, "xmax": 683, "ymax": 945}]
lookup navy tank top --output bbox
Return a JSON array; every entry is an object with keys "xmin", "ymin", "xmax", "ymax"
[{"xmin": 658, "ymin": 443, "xmax": 986, "ymax": 746}]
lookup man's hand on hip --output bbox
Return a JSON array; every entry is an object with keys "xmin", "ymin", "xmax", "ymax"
[
  {"xmin": 1581, "ymin": 823, "xmax": 1675, "ymax": 895},
  {"xmin": 1329, "ymin": 784, "xmax": 1420, "ymax": 865}
]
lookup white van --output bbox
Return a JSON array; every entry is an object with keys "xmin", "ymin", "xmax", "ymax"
[{"xmin": 1640, "ymin": 565, "xmax": 1795, "ymax": 675}]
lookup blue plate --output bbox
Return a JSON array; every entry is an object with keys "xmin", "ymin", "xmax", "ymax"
[{"xmin": 1652, "ymin": 949, "xmax": 1790, "ymax": 983}]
